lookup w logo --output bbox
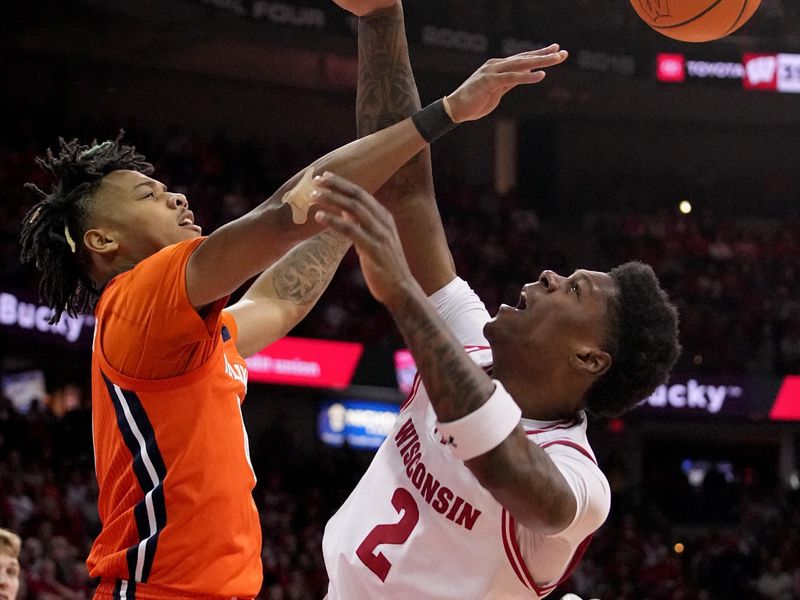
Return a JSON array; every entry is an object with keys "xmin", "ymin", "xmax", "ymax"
[
  {"xmin": 743, "ymin": 54, "xmax": 778, "ymax": 90},
  {"xmin": 639, "ymin": 0, "xmax": 671, "ymax": 21},
  {"xmin": 745, "ymin": 56, "xmax": 777, "ymax": 84}
]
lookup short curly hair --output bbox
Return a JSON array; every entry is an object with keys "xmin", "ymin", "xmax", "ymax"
[
  {"xmin": 20, "ymin": 132, "xmax": 153, "ymax": 324},
  {"xmin": 584, "ymin": 261, "xmax": 681, "ymax": 418}
]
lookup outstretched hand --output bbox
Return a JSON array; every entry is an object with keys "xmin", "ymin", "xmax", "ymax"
[
  {"xmin": 445, "ymin": 44, "xmax": 568, "ymax": 123},
  {"xmin": 312, "ymin": 172, "xmax": 417, "ymax": 307}
]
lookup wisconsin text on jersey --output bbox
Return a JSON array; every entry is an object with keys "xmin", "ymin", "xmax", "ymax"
[{"xmin": 394, "ymin": 417, "xmax": 482, "ymax": 530}]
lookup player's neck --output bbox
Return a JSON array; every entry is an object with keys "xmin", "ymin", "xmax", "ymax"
[
  {"xmin": 495, "ymin": 373, "xmax": 579, "ymax": 421},
  {"xmin": 89, "ymin": 256, "xmax": 139, "ymax": 289}
]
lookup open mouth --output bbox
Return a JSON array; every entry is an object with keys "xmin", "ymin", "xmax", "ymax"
[{"xmin": 178, "ymin": 211, "xmax": 201, "ymax": 231}]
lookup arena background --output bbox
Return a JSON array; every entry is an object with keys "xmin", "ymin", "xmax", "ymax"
[{"xmin": 1, "ymin": 0, "xmax": 800, "ymax": 598}]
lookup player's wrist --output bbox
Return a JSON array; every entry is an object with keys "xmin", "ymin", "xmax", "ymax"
[
  {"xmin": 411, "ymin": 98, "xmax": 458, "ymax": 144},
  {"xmin": 437, "ymin": 379, "xmax": 522, "ymax": 461}
]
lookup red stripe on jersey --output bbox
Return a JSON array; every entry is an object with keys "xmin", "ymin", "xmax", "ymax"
[
  {"xmin": 399, "ymin": 373, "xmax": 423, "ymax": 412},
  {"xmin": 503, "ymin": 508, "xmax": 594, "ymax": 596},
  {"xmin": 539, "ymin": 440, "xmax": 597, "ymax": 465},
  {"xmin": 507, "ymin": 510, "xmax": 559, "ymax": 595},
  {"xmin": 501, "ymin": 509, "xmax": 533, "ymax": 593},
  {"xmin": 524, "ymin": 417, "xmax": 579, "ymax": 435}
]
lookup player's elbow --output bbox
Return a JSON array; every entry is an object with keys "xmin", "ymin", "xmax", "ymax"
[
  {"xmin": 510, "ymin": 484, "xmax": 577, "ymax": 535},
  {"xmin": 468, "ymin": 456, "xmax": 577, "ymax": 534}
]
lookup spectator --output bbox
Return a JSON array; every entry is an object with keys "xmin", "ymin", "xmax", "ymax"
[{"xmin": 0, "ymin": 528, "xmax": 21, "ymax": 600}]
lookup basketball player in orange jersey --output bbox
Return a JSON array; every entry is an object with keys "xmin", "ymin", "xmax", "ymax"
[
  {"xmin": 316, "ymin": 1, "xmax": 680, "ymax": 598},
  {"xmin": 19, "ymin": 40, "xmax": 569, "ymax": 599}
]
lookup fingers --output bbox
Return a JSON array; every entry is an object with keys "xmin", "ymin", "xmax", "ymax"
[
  {"xmin": 315, "ymin": 209, "xmax": 378, "ymax": 248},
  {"xmin": 487, "ymin": 50, "xmax": 568, "ymax": 74},
  {"xmin": 496, "ymin": 71, "xmax": 547, "ymax": 88},
  {"xmin": 312, "ymin": 172, "xmax": 388, "ymax": 231},
  {"xmin": 310, "ymin": 172, "xmax": 397, "ymax": 250},
  {"xmin": 486, "ymin": 44, "xmax": 559, "ymax": 66},
  {"xmin": 530, "ymin": 43, "xmax": 560, "ymax": 55}
]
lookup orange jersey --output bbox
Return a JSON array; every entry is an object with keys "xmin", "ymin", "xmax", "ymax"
[{"xmin": 87, "ymin": 238, "xmax": 261, "ymax": 599}]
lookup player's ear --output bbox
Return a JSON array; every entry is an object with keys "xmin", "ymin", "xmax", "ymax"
[
  {"xmin": 84, "ymin": 227, "xmax": 119, "ymax": 255},
  {"xmin": 570, "ymin": 347, "xmax": 611, "ymax": 377}
]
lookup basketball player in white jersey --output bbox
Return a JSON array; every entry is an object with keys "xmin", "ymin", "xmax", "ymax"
[{"xmin": 315, "ymin": 1, "xmax": 680, "ymax": 599}]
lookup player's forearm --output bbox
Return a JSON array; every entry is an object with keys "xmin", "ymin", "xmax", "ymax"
[
  {"xmin": 356, "ymin": 2, "xmax": 455, "ymax": 292},
  {"xmin": 387, "ymin": 285, "xmax": 495, "ymax": 420},
  {"xmin": 357, "ymin": 2, "xmax": 433, "ymax": 204},
  {"xmin": 230, "ymin": 231, "xmax": 351, "ymax": 357},
  {"xmin": 357, "ymin": 3, "xmax": 421, "ymax": 137},
  {"xmin": 243, "ymin": 230, "xmax": 351, "ymax": 305}
]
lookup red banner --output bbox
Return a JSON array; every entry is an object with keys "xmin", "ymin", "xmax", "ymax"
[{"xmin": 245, "ymin": 337, "xmax": 363, "ymax": 389}]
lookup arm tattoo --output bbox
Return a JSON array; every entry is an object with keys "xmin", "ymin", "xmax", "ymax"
[
  {"xmin": 271, "ymin": 231, "xmax": 350, "ymax": 304},
  {"xmin": 357, "ymin": 6, "xmax": 421, "ymax": 137},
  {"xmin": 390, "ymin": 292, "xmax": 494, "ymax": 420},
  {"xmin": 358, "ymin": 5, "xmax": 431, "ymax": 202}
]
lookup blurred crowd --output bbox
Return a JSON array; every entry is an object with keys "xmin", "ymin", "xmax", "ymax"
[
  {"xmin": 2, "ymin": 387, "xmax": 799, "ymax": 600},
  {"xmin": 558, "ymin": 485, "xmax": 800, "ymax": 600}
]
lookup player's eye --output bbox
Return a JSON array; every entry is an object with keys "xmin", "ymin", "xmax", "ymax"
[{"xmin": 570, "ymin": 282, "xmax": 581, "ymax": 296}]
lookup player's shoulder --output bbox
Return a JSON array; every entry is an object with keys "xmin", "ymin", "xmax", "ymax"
[
  {"xmin": 98, "ymin": 238, "xmax": 205, "ymax": 315},
  {"xmin": 523, "ymin": 413, "xmax": 597, "ymax": 463}
]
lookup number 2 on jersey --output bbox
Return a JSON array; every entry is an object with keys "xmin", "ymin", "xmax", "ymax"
[{"xmin": 355, "ymin": 487, "xmax": 419, "ymax": 581}]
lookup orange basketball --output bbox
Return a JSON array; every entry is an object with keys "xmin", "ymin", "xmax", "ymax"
[{"xmin": 629, "ymin": 0, "xmax": 762, "ymax": 42}]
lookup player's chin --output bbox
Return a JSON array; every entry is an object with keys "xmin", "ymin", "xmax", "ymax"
[
  {"xmin": 483, "ymin": 318, "xmax": 501, "ymax": 342},
  {"xmin": 178, "ymin": 225, "xmax": 203, "ymax": 240}
]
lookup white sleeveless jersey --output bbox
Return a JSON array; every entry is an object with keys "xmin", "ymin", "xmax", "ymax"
[{"xmin": 323, "ymin": 278, "xmax": 611, "ymax": 600}]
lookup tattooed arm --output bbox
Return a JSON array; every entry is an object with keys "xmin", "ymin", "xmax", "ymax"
[
  {"xmin": 225, "ymin": 231, "xmax": 351, "ymax": 357},
  {"xmin": 355, "ymin": 2, "xmax": 456, "ymax": 295}
]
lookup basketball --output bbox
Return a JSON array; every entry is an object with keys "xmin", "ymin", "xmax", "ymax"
[{"xmin": 629, "ymin": 0, "xmax": 762, "ymax": 42}]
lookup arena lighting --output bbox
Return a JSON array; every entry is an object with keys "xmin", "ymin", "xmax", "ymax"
[
  {"xmin": 679, "ymin": 200, "xmax": 692, "ymax": 215},
  {"xmin": 674, "ymin": 543, "xmax": 685, "ymax": 554}
]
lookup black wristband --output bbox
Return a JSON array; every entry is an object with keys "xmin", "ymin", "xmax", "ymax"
[{"xmin": 411, "ymin": 98, "xmax": 457, "ymax": 144}]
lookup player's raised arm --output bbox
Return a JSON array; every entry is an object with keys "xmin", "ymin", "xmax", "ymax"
[
  {"xmin": 185, "ymin": 44, "xmax": 568, "ymax": 309},
  {"xmin": 313, "ymin": 174, "xmax": 578, "ymax": 534},
  {"xmin": 343, "ymin": 0, "xmax": 567, "ymax": 295},
  {"xmin": 349, "ymin": 0, "xmax": 450, "ymax": 294}
]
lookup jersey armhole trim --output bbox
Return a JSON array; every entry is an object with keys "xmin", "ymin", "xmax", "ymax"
[
  {"xmin": 502, "ymin": 508, "xmax": 595, "ymax": 595},
  {"xmin": 398, "ymin": 345, "xmax": 492, "ymax": 413}
]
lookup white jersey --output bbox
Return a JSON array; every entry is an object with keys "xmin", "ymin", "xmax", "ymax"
[{"xmin": 323, "ymin": 278, "xmax": 611, "ymax": 600}]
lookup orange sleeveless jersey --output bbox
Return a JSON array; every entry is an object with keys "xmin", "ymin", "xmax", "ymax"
[{"xmin": 87, "ymin": 238, "xmax": 261, "ymax": 600}]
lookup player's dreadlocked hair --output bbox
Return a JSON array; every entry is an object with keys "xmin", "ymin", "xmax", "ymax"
[
  {"xmin": 584, "ymin": 261, "xmax": 681, "ymax": 418},
  {"xmin": 20, "ymin": 132, "xmax": 153, "ymax": 324}
]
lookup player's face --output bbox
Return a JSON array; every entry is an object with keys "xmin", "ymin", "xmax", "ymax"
[
  {"xmin": 0, "ymin": 552, "xmax": 20, "ymax": 600},
  {"xmin": 91, "ymin": 170, "xmax": 201, "ymax": 260},
  {"xmin": 484, "ymin": 269, "xmax": 616, "ymax": 372}
]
